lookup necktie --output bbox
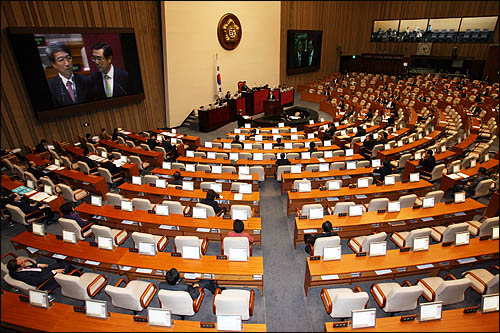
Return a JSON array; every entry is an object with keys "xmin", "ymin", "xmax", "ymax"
[
  {"xmin": 105, "ymin": 74, "xmax": 112, "ymax": 97},
  {"xmin": 66, "ymin": 80, "xmax": 75, "ymax": 102}
]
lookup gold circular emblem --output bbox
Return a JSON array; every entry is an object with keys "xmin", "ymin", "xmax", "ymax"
[{"xmin": 217, "ymin": 13, "xmax": 242, "ymax": 50}]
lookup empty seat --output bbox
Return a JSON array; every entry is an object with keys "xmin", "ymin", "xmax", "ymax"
[
  {"xmin": 348, "ymin": 232, "xmax": 387, "ymax": 253},
  {"xmin": 462, "ymin": 266, "xmax": 499, "ymax": 295},
  {"xmin": 157, "ymin": 288, "xmax": 204, "ymax": 316},
  {"xmin": 105, "ymin": 279, "xmax": 157, "ymax": 312},
  {"xmin": 467, "ymin": 216, "xmax": 499, "ymax": 237},
  {"xmin": 54, "ymin": 271, "xmax": 108, "ymax": 301},
  {"xmin": 131, "ymin": 232, "xmax": 168, "ymax": 252},
  {"xmin": 430, "ymin": 222, "xmax": 469, "ymax": 243},
  {"xmin": 417, "ymin": 274, "xmax": 471, "ymax": 305},
  {"xmin": 58, "ymin": 183, "xmax": 88, "ymax": 203},
  {"xmin": 320, "ymin": 286, "xmax": 369, "ymax": 318},
  {"xmin": 390, "ymin": 227, "xmax": 431, "ymax": 249},
  {"xmin": 91, "ymin": 225, "xmax": 129, "ymax": 247},
  {"xmin": 332, "ymin": 202, "xmax": 355, "ymax": 215},
  {"xmin": 58, "ymin": 217, "xmax": 93, "ymax": 240},
  {"xmin": 365, "ymin": 198, "xmax": 389, "ymax": 212},
  {"xmin": 161, "ymin": 200, "xmax": 189, "ymax": 215},
  {"xmin": 398, "ymin": 194, "xmax": 417, "ymax": 208},
  {"xmin": 222, "ymin": 236, "xmax": 252, "ymax": 256},
  {"xmin": 213, "ymin": 288, "xmax": 255, "ymax": 320},
  {"xmin": 174, "ymin": 236, "xmax": 208, "ymax": 256},
  {"xmin": 106, "ymin": 193, "xmax": 123, "ymax": 207},
  {"xmin": 370, "ymin": 281, "xmax": 423, "ymax": 313}
]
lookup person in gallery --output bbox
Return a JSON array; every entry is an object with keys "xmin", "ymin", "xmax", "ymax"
[
  {"xmin": 46, "ymin": 41, "xmax": 90, "ymax": 106},
  {"xmin": 89, "ymin": 41, "xmax": 129, "ymax": 99}
]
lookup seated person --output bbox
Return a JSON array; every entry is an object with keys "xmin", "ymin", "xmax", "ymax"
[
  {"xmin": 362, "ymin": 134, "xmax": 377, "ymax": 153},
  {"xmin": 248, "ymin": 129, "xmax": 257, "ymax": 140},
  {"xmin": 268, "ymin": 92, "xmax": 276, "ymax": 101},
  {"xmin": 464, "ymin": 167, "xmax": 489, "ymax": 196},
  {"xmin": 200, "ymin": 189, "xmax": 227, "ymax": 215},
  {"xmin": 100, "ymin": 155, "xmax": 125, "ymax": 186},
  {"xmin": 236, "ymin": 109, "xmax": 248, "ymax": 128},
  {"xmin": 275, "ymin": 153, "xmax": 291, "ymax": 166},
  {"xmin": 159, "ymin": 268, "xmax": 223, "ymax": 298},
  {"xmin": 169, "ymin": 171, "xmax": 182, "ymax": 186},
  {"xmin": 98, "ymin": 128, "xmax": 111, "ymax": 141},
  {"xmin": 304, "ymin": 221, "xmax": 337, "ymax": 255},
  {"xmin": 25, "ymin": 160, "xmax": 45, "ymax": 179},
  {"xmin": 9, "ymin": 193, "xmax": 54, "ymax": 223},
  {"xmin": 419, "ymin": 149, "xmax": 436, "ymax": 173},
  {"xmin": 354, "ymin": 125, "xmax": 366, "ymax": 137},
  {"xmin": 365, "ymin": 108, "xmax": 373, "ymax": 120},
  {"xmin": 273, "ymin": 137, "xmax": 284, "ymax": 148},
  {"xmin": 241, "ymin": 81, "xmax": 250, "ymax": 92},
  {"xmin": 308, "ymin": 141, "xmax": 318, "ymax": 153},
  {"xmin": 224, "ymin": 90, "xmax": 232, "ymax": 101},
  {"xmin": 227, "ymin": 219, "xmax": 254, "ymax": 243},
  {"xmin": 81, "ymin": 148, "xmax": 98, "ymax": 170},
  {"xmin": 231, "ymin": 135, "xmax": 244, "ymax": 148},
  {"xmin": 146, "ymin": 134, "xmax": 158, "ymax": 151},
  {"xmin": 111, "ymin": 128, "xmax": 119, "ymax": 141},
  {"xmin": 162, "ymin": 136, "xmax": 175, "ymax": 153},
  {"xmin": 323, "ymin": 124, "xmax": 337, "ymax": 140},
  {"xmin": 85, "ymin": 133, "xmax": 98, "ymax": 144},
  {"xmin": 60, "ymin": 202, "xmax": 91, "ymax": 229},
  {"xmin": 35, "ymin": 139, "xmax": 49, "ymax": 154},
  {"xmin": 378, "ymin": 131, "xmax": 389, "ymax": 145},
  {"xmin": 7, "ymin": 257, "xmax": 76, "ymax": 291},
  {"xmin": 374, "ymin": 160, "xmax": 394, "ymax": 182}
]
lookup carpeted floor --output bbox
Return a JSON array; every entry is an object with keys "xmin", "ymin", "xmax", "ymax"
[{"xmin": 1, "ymin": 91, "xmax": 497, "ymax": 332}]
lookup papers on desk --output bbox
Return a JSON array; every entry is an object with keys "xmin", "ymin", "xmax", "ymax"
[
  {"xmin": 447, "ymin": 173, "xmax": 462, "ymax": 180},
  {"xmin": 416, "ymin": 264, "xmax": 434, "ymax": 270},
  {"xmin": 30, "ymin": 192, "xmax": 50, "ymax": 201},
  {"xmin": 119, "ymin": 266, "xmax": 132, "ymax": 271},
  {"xmin": 317, "ymin": 158, "xmax": 326, "ymax": 163},
  {"xmin": 27, "ymin": 247, "xmax": 39, "ymax": 254},
  {"xmin": 85, "ymin": 260, "xmax": 100, "ymax": 266},
  {"xmin": 421, "ymin": 217, "xmax": 434, "ymax": 222},
  {"xmin": 457, "ymin": 172, "xmax": 469, "ymax": 179},
  {"xmin": 179, "ymin": 197, "xmax": 191, "ymax": 201},
  {"xmin": 57, "ymin": 167, "xmax": 65, "ymax": 171},
  {"xmin": 52, "ymin": 254, "xmax": 67, "ymax": 260},
  {"xmin": 43, "ymin": 195, "xmax": 58, "ymax": 203},
  {"xmin": 321, "ymin": 274, "xmax": 339, "ymax": 280},
  {"xmin": 184, "ymin": 273, "xmax": 201, "ymax": 280},
  {"xmin": 457, "ymin": 257, "xmax": 477, "ymax": 264},
  {"xmin": 81, "ymin": 182, "xmax": 90, "ymax": 185},
  {"xmin": 355, "ymin": 194, "xmax": 367, "ymax": 199},
  {"xmin": 454, "ymin": 212, "xmax": 466, "ymax": 216},
  {"xmin": 159, "ymin": 225, "xmax": 179, "ymax": 230},
  {"xmin": 113, "ymin": 160, "xmax": 125, "ymax": 167},
  {"xmin": 136, "ymin": 268, "xmax": 153, "ymax": 274},
  {"xmin": 45, "ymin": 165, "xmax": 59, "ymax": 171},
  {"xmin": 12, "ymin": 186, "xmax": 33, "ymax": 195},
  {"xmin": 253, "ymin": 275, "xmax": 263, "ymax": 280},
  {"xmin": 303, "ymin": 229, "xmax": 318, "ymax": 233},
  {"xmin": 341, "ymin": 175, "xmax": 352, "ymax": 180},
  {"xmin": 121, "ymin": 220, "xmax": 138, "ymax": 225},
  {"xmin": 233, "ymin": 193, "xmax": 243, "ymax": 201},
  {"xmin": 375, "ymin": 269, "xmax": 393, "ymax": 276},
  {"xmin": 25, "ymin": 190, "xmax": 37, "ymax": 196},
  {"xmin": 253, "ymin": 230, "xmax": 261, "ymax": 234},
  {"xmin": 238, "ymin": 174, "xmax": 252, "ymax": 180},
  {"xmin": 196, "ymin": 228, "xmax": 211, "ymax": 233},
  {"xmin": 424, "ymin": 136, "xmax": 432, "ymax": 140},
  {"xmin": 327, "ymin": 197, "xmax": 339, "ymax": 201},
  {"xmin": 88, "ymin": 155, "xmax": 100, "ymax": 161},
  {"xmin": 92, "ymin": 215, "xmax": 105, "ymax": 220},
  {"xmin": 204, "ymin": 273, "xmax": 213, "ymax": 279}
]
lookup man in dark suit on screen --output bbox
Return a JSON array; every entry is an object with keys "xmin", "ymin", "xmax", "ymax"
[
  {"xmin": 46, "ymin": 41, "xmax": 90, "ymax": 106},
  {"xmin": 89, "ymin": 42, "xmax": 129, "ymax": 100}
]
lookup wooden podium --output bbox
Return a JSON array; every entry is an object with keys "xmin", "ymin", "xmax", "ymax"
[{"xmin": 264, "ymin": 100, "xmax": 281, "ymax": 115}]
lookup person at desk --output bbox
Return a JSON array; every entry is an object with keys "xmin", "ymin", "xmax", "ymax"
[
  {"xmin": 248, "ymin": 129, "xmax": 257, "ymax": 140},
  {"xmin": 24, "ymin": 160, "xmax": 45, "ymax": 179},
  {"xmin": 161, "ymin": 137, "xmax": 179, "ymax": 161},
  {"xmin": 9, "ymin": 193, "xmax": 54, "ymax": 224},
  {"xmin": 273, "ymin": 137, "xmax": 284, "ymax": 149},
  {"xmin": 323, "ymin": 123, "xmax": 337, "ymax": 141},
  {"xmin": 236, "ymin": 109, "xmax": 249, "ymax": 128},
  {"xmin": 169, "ymin": 171, "xmax": 182, "ymax": 186},
  {"xmin": 463, "ymin": 167, "xmax": 489, "ymax": 197},
  {"xmin": 268, "ymin": 91, "xmax": 276, "ymax": 101},
  {"xmin": 354, "ymin": 125, "xmax": 366, "ymax": 137},
  {"xmin": 362, "ymin": 134, "xmax": 377, "ymax": 156},
  {"xmin": 146, "ymin": 134, "xmax": 159, "ymax": 151},
  {"xmin": 60, "ymin": 202, "xmax": 92, "ymax": 229},
  {"xmin": 308, "ymin": 142, "xmax": 317, "ymax": 153},
  {"xmin": 159, "ymin": 268, "xmax": 223, "ymax": 298},
  {"xmin": 224, "ymin": 91, "xmax": 232, "ymax": 101},
  {"xmin": 276, "ymin": 153, "xmax": 291, "ymax": 166},
  {"xmin": 200, "ymin": 189, "xmax": 227, "ymax": 215},
  {"xmin": 81, "ymin": 148, "xmax": 98, "ymax": 170},
  {"xmin": 241, "ymin": 81, "xmax": 250, "ymax": 92},
  {"xmin": 365, "ymin": 108, "xmax": 374, "ymax": 120},
  {"xmin": 231, "ymin": 135, "xmax": 244, "ymax": 148},
  {"xmin": 35, "ymin": 139, "xmax": 49, "ymax": 154},
  {"xmin": 378, "ymin": 131, "xmax": 389, "ymax": 145},
  {"xmin": 374, "ymin": 160, "xmax": 394, "ymax": 182},
  {"xmin": 304, "ymin": 221, "xmax": 337, "ymax": 255},
  {"xmin": 7, "ymin": 257, "xmax": 76, "ymax": 293},
  {"xmin": 111, "ymin": 128, "xmax": 119, "ymax": 141},
  {"xmin": 419, "ymin": 149, "xmax": 436, "ymax": 173},
  {"xmin": 98, "ymin": 128, "xmax": 111, "ymax": 141},
  {"xmin": 227, "ymin": 219, "xmax": 254, "ymax": 244},
  {"xmin": 100, "ymin": 155, "xmax": 124, "ymax": 181}
]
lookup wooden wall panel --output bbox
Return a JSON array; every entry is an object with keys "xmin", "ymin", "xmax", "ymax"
[
  {"xmin": 1, "ymin": 1, "xmax": 165, "ymax": 151},
  {"xmin": 281, "ymin": 1, "xmax": 499, "ymax": 88}
]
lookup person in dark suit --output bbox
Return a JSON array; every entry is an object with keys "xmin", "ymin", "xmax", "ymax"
[
  {"xmin": 60, "ymin": 202, "xmax": 91, "ymax": 229},
  {"xmin": 240, "ymin": 81, "xmax": 250, "ymax": 92},
  {"xmin": 323, "ymin": 124, "xmax": 337, "ymax": 141},
  {"xmin": 273, "ymin": 137, "xmax": 285, "ymax": 148},
  {"xmin": 308, "ymin": 141, "xmax": 318, "ymax": 153},
  {"xmin": 304, "ymin": 221, "xmax": 337, "ymax": 255},
  {"xmin": 35, "ymin": 139, "xmax": 49, "ymax": 154},
  {"xmin": 355, "ymin": 125, "xmax": 366, "ymax": 137},
  {"xmin": 362, "ymin": 134, "xmax": 377, "ymax": 154},
  {"xmin": 146, "ymin": 134, "xmax": 159, "ymax": 151},
  {"xmin": 231, "ymin": 135, "xmax": 243, "ymax": 148},
  {"xmin": 9, "ymin": 193, "xmax": 53, "ymax": 223},
  {"xmin": 419, "ymin": 149, "xmax": 436, "ymax": 173},
  {"xmin": 169, "ymin": 171, "xmax": 182, "ymax": 186},
  {"xmin": 89, "ymin": 42, "xmax": 129, "ymax": 100},
  {"xmin": 7, "ymin": 257, "xmax": 76, "ymax": 291},
  {"xmin": 200, "ymin": 189, "xmax": 226, "ymax": 215},
  {"xmin": 159, "ymin": 268, "xmax": 223, "ymax": 299},
  {"xmin": 374, "ymin": 160, "xmax": 394, "ymax": 182},
  {"xmin": 276, "ymin": 153, "xmax": 291, "ymax": 166},
  {"xmin": 378, "ymin": 131, "xmax": 389, "ymax": 145},
  {"xmin": 46, "ymin": 41, "xmax": 90, "ymax": 107},
  {"xmin": 98, "ymin": 128, "xmax": 111, "ymax": 141},
  {"xmin": 236, "ymin": 109, "xmax": 246, "ymax": 128},
  {"xmin": 25, "ymin": 161, "xmax": 45, "ymax": 179},
  {"xmin": 81, "ymin": 148, "xmax": 98, "ymax": 170},
  {"xmin": 111, "ymin": 128, "xmax": 119, "ymax": 141},
  {"xmin": 100, "ymin": 155, "xmax": 123, "ymax": 178}
]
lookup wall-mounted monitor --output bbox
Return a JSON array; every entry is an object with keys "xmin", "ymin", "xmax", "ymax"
[
  {"xmin": 286, "ymin": 30, "xmax": 322, "ymax": 75},
  {"xmin": 8, "ymin": 27, "xmax": 144, "ymax": 121}
]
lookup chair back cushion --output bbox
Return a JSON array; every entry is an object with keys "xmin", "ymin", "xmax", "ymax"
[
  {"xmin": 313, "ymin": 236, "xmax": 341, "ymax": 256},
  {"xmin": 91, "ymin": 225, "xmax": 116, "ymax": 245},
  {"xmin": 162, "ymin": 200, "xmax": 184, "ymax": 215},
  {"xmin": 434, "ymin": 278, "xmax": 471, "ymax": 305},
  {"xmin": 132, "ymin": 198, "xmax": 153, "ymax": 211},
  {"xmin": 215, "ymin": 289, "xmax": 250, "ymax": 320},
  {"xmin": 362, "ymin": 232, "xmax": 387, "ymax": 252},
  {"xmin": 441, "ymin": 222, "xmax": 469, "ymax": 243},
  {"xmin": 329, "ymin": 289, "xmax": 369, "ymax": 318},
  {"xmin": 479, "ymin": 217, "xmax": 499, "ymax": 237},
  {"xmin": 131, "ymin": 232, "xmax": 155, "ymax": 247},
  {"xmin": 105, "ymin": 285, "xmax": 142, "ymax": 311},
  {"xmin": 58, "ymin": 217, "xmax": 85, "ymax": 240},
  {"xmin": 106, "ymin": 193, "xmax": 123, "ymax": 207},
  {"xmin": 196, "ymin": 203, "xmax": 215, "ymax": 216},
  {"xmin": 158, "ymin": 290, "xmax": 194, "ymax": 316},
  {"xmin": 487, "ymin": 274, "xmax": 499, "ymax": 294},
  {"xmin": 231, "ymin": 205, "xmax": 252, "ymax": 218},
  {"xmin": 406, "ymin": 228, "xmax": 431, "ymax": 247},
  {"xmin": 223, "ymin": 237, "xmax": 250, "ymax": 256},
  {"xmin": 175, "ymin": 236, "xmax": 201, "ymax": 254},
  {"xmin": 367, "ymin": 198, "xmax": 389, "ymax": 212},
  {"xmin": 54, "ymin": 274, "xmax": 87, "ymax": 300},
  {"xmin": 385, "ymin": 285, "xmax": 423, "ymax": 312},
  {"xmin": 6, "ymin": 204, "xmax": 27, "ymax": 225}
]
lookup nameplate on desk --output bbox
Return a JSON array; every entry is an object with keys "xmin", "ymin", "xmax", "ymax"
[
  {"xmin": 416, "ymin": 263, "xmax": 434, "ymax": 269},
  {"xmin": 377, "ymin": 209, "xmax": 385, "ymax": 214},
  {"xmin": 454, "ymin": 212, "xmax": 466, "ymax": 217},
  {"xmin": 200, "ymin": 323, "xmax": 216, "ymax": 329},
  {"xmin": 90, "ymin": 241, "xmax": 98, "ymax": 247},
  {"xmin": 445, "ymin": 200, "xmax": 453, "ymax": 205},
  {"xmin": 299, "ymin": 215, "xmax": 308, "ymax": 220},
  {"xmin": 310, "ymin": 256, "xmax": 321, "ymax": 261},
  {"xmin": 400, "ymin": 315, "xmax": 416, "ymax": 322},
  {"xmin": 171, "ymin": 252, "xmax": 181, "ymax": 257},
  {"xmin": 333, "ymin": 321, "xmax": 349, "ymax": 328},
  {"xmin": 396, "ymin": 267, "xmax": 407, "ymax": 272},
  {"xmin": 376, "ymin": 182, "xmax": 383, "ymax": 186},
  {"xmin": 463, "ymin": 306, "xmax": 480, "ymax": 314},
  {"xmin": 338, "ymin": 213, "xmax": 347, "ymax": 217},
  {"xmin": 184, "ymin": 213, "xmax": 192, "ymax": 217},
  {"xmin": 351, "ymin": 272, "xmax": 360, "ymax": 278},
  {"xmin": 113, "ymin": 205, "xmax": 121, "ymax": 210},
  {"xmin": 19, "ymin": 295, "xmax": 29, "ymax": 302},
  {"xmin": 223, "ymin": 214, "xmax": 231, "ymax": 219},
  {"xmin": 442, "ymin": 242, "xmax": 452, "ymax": 247},
  {"xmin": 56, "ymin": 235, "xmax": 63, "ymax": 240},
  {"xmin": 332, "ymin": 227, "xmax": 341, "ymax": 232},
  {"xmin": 52, "ymin": 254, "xmax": 67, "ymax": 260},
  {"xmin": 133, "ymin": 315, "xmax": 148, "ymax": 322},
  {"xmin": 291, "ymin": 189, "xmax": 297, "ymax": 192},
  {"xmin": 479, "ymin": 236, "xmax": 490, "ymax": 241},
  {"xmin": 356, "ymin": 252, "xmax": 367, "ymax": 257},
  {"xmin": 413, "ymin": 205, "xmax": 421, "ymax": 209},
  {"xmin": 147, "ymin": 209, "xmax": 155, "ymax": 214},
  {"xmin": 253, "ymin": 275, "xmax": 263, "ymax": 280},
  {"xmin": 216, "ymin": 255, "xmax": 227, "ymax": 260},
  {"xmin": 400, "ymin": 247, "xmax": 410, "ymax": 252},
  {"xmin": 129, "ymin": 248, "xmax": 139, "ymax": 253}
]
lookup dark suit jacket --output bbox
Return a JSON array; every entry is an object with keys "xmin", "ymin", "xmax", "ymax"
[
  {"xmin": 276, "ymin": 158, "xmax": 291, "ymax": 166},
  {"xmin": 419, "ymin": 156, "xmax": 436, "ymax": 173},
  {"xmin": 35, "ymin": 144, "xmax": 48, "ymax": 154},
  {"xmin": 89, "ymin": 67, "xmax": 129, "ymax": 100},
  {"xmin": 11, "ymin": 265, "xmax": 54, "ymax": 288},
  {"xmin": 200, "ymin": 198, "xmax": 223, "ymax": 215},
  {"xmin": 100, "ymin": 161, "xmax": 121, "ymax": 176},
  {"xmin": 237, "ymin": 114, "xmax": 246, "ymax": 128},
  {"xmin": 27, "ymin": 166, "xmax": 45, "ymax": 179},
  {"xmin": 159, "ymin": 280, "xmax": 199, "ymax": 300},
  {"xmin": 11, "ymin": 201, "xmax": 39, "ymax": 215},
  {"xmin": 81, "ymin": 156, "xmax": 98, "ymax": 169},
  {"xmin": 146, "ymin": 139, "xmax": 158, "ymax": 151},
  {"xmin": 48, "ymin": 74, "xmax": 90, "ymax": 106}
]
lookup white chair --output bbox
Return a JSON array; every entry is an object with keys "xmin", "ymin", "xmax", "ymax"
[
  {"xmin": 91, "ymin": 225, "xmax": 129, "ymax": 247},
  {"xmin": 370, "ymin": 281, "xmax": 423, "ymax": 313},
  {"xmin": 213, "ymin": 288, "xmax": 255, "ymax": 320},
  {"xmin": 421, "ymin": 163, "xmax": 445, "ymax": 182},
  {"xmin": 312, "ymin": 236, "xmax": 341, "ymax": 257},
  {"xmin": 330, "ymin": 162, "xmax": 345, "ymax": 170},
  {"xmin": 320, "ymin": 286, "xmax": 369, "ymax": 318},
  {"xmin": 77, "ymin": 161, "xmax": 98, "ymax": 175},
  {"xmin": 161, "ymin": 200, "xmax": 189, "ymax": 215},
  {"xmin": 157, "ymin": 288, "xmax": 205, "ymax": 317},
  {"xmin": 200, "ymin": 182, "xmax": 215, "ymax": 191},
  {"xmin": 462, "ymin": 266, "xmax": 499, "ymax": 295},
  {"xmin": 131, "ymin": 232, "xmax": 168, "ymax": 252},
  {"xmin": 6, "ymin": 204, "xmax": 45, "ymax": 226},
  {"xmin": 86, "ymin": 143, "xmax": 96, "ymax": 153},
  {"xmin": 305, "ymin": 164, "xmax": 319, "ymax": 172},
  {"xmin": 132, "ymin": 198, "xmax": 155, "ymax": 211},
  {"xmin": 125, "ymin": 140, "xmax": 136, "ymax": 148},
  {"xmin": 276, "ymin": 165, "xmax": 291, "ymax": 181},
  {"xmin": 222, "ymin": 236, "xmax": 252, "ymax": 256},
  {"xmin": 371, "ymin": 144, "xmax": 383, "ymax": 158},
  {"xmin": 143, "ymin": 175, "xmax": 158, "ymax": 185},
  {"xmin": 172, "ymin": 162, "xmax": 185, "ymax": 170},
  {"xmin": 104, "ymin": 279, "xmax": 157, "ymax": 312},
  {"xmin": 61, "ymin": 155, "xmax": 79, "ymax": 170},
  {"xmin": 129, "ymin": 155, "xmax": 150, "ymax": 171},
  {"xmin": 390, "ymin": 153, "xmax": 411, "ymax": 169},
  {"xmin": 249, "ymin": 166, "xmax": 265, "ymax": 181},
  {"xmin": 174, "ymin": 236, "xmax": 208, "ymax": 255},
  {"xmin": 58, "ymin": 183, "xmax": 88, "ymax": 203},
  {"xmin": 332, "ymin": 202, "xmax": 355, "ymax": 215},
  {"xmin": 415, "ymin": 190, "xmax": 444, "ymax": 206},
  {"xmin": 39, "ymin": 177, "xmax": 62, "ymax": 194},
  {"xmin": 417, "ymin": 274, "xmax": 471, "ymax": 305},
  {"xmin": 54, "ymin": 271, "xmax": 108, "ymax": 301},
  {"xmin": 430, "ymin": 222, "xmax": 469, "ymax": 243},
  {"xmin": 293, "ymin": 179, "xmax": 311, "ymax": 191},
  {"xmin": 98, "ymin": 167, "xmax": 123, "ymax": 186},
  {"xmin": 365, "ymin": 198, "xmax": 389, "ymax": 212},
  {"xmin": 298, "ymin": 203, "xmax": 324, "ymax": 218},
  {"xmin": 230, "ymin": 182, "xmax": 248, "ymax": 192},
  {"xmin": 348, "ymin": 232, "xmax": 387, "ymax": 253},
  {"xmin": 195, "ymin": 202, "xmax": 217, "ymax": 217},
  {"xmin": 196, "ymin": 164, "xmax": 211, "ymax": 172},
  {"xmin": 357, "ymin": 177, "xmax": 373, "ymax": 186},
  {"xmin": 231, "ymin": 205, "xmax": 252, "ymax": 218},
  {"xmin": 222, "ymin": 165, "xmax": 237, "ymax": 174},
  {"xmin": 106, "ymin": 193, "xmax": 123, "ymax": 207},
  {"xmin": 398, "ymin": 194, "xmax": 417, "ymax": 209},
  {"xmin": 194, "ymin": 151, "xmax": 206, "ymax": 158},
  {"xmin": 467, "ymin": 216, "xmax": 499, "ymax": 237},
  {"xmin": 58, "ymin": 217, "xmax": 93, "ymax": 240},
  {"xmin": 390, "ymin": 227, "xmax": 432, "ymax": 249},
  {"xmin": 473, "ymin": 179, "xmax": 494, "ymax": 198}
]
